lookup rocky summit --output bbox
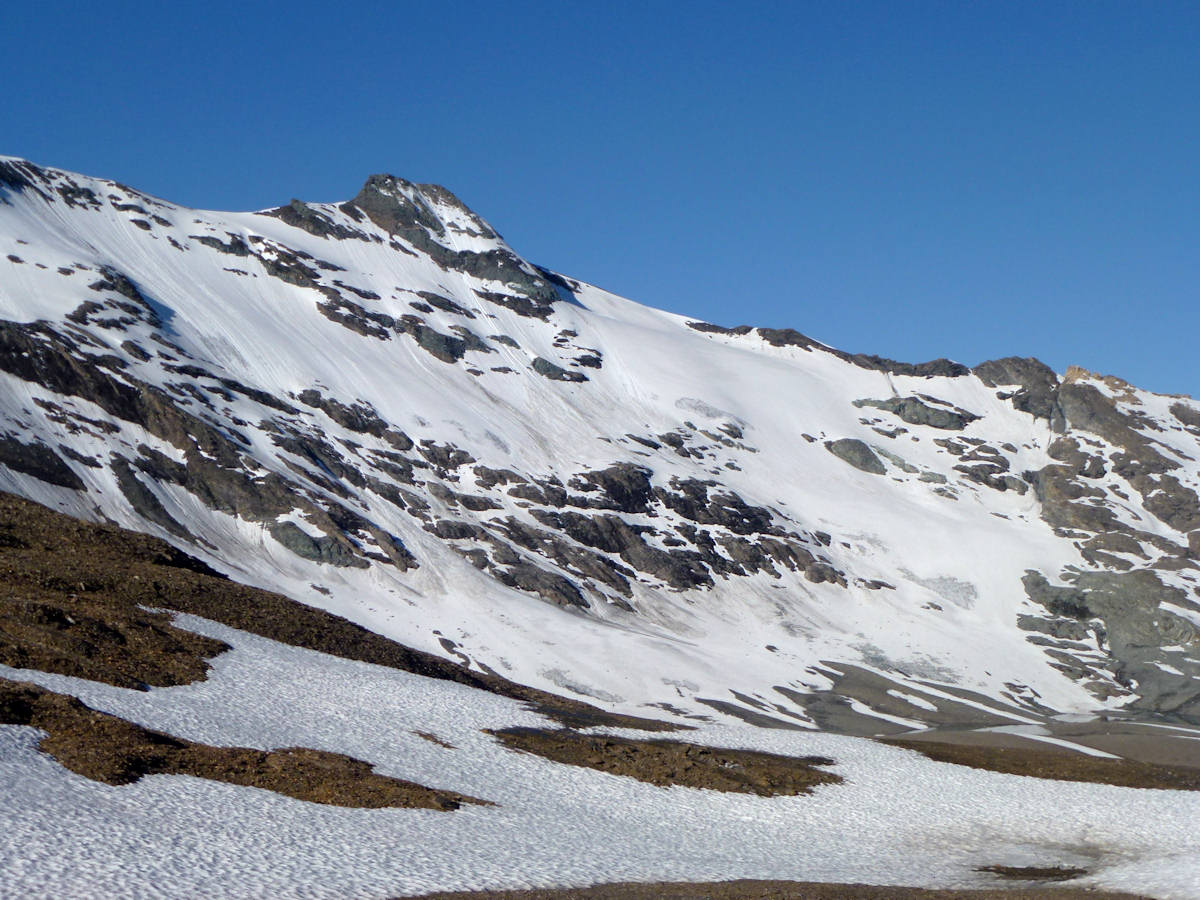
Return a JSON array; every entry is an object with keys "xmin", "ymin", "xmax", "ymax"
[{"xmin": 1, "ymin": 154, "xmax": 1200, "ymax": 737}]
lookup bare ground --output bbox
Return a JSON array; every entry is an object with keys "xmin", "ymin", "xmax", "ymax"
[
  {"xmin": 402, "ymin": 880, "xmax": 1151, "ymax": 899},
  {"xmin": 0, "ymin": 676, "xmax": 489, "ymax": 809},
  {"xmin": 488, "ymin": 726, "xmax": 841, "ymax": 795},
  {"xmin": 0, "ymin": 489, "xmax": 676, "ymax": 731},
  {"xmin": 880, "ymin": 735, "xmax": 1200, "ymax": 791}
]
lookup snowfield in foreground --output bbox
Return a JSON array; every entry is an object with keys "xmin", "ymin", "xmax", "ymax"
[{"xmin": 2, "ymin": 613, "xmax": 1200, "ymax": 900}]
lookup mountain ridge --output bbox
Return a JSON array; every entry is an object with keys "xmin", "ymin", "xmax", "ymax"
[{"xmin": 1, "ymin": 154, "xmax": 1199, "ymax": 734}]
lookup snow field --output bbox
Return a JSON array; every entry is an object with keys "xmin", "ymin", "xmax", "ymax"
[{"xmin": 1, "ymin": 614, "xmax": 1198, "ymax": 899}]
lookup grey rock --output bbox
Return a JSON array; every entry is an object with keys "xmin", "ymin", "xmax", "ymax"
[
  {"xmin": 531, "ymin": 357, "xmax": 587, "ymax": 382},
  {"xmin": 854, "ymin": 396, "xmax": 978, "ymax": 431},
  {"xmin": 974, "ymin": 357, "xmax": 1062, "ymax": 427},
  {"xmin": 824, "ymin": 439, "xmax": 886, "ymax": 475}
]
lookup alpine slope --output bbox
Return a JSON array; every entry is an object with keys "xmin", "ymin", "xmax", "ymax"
[{"xmin": 1, "ymin": 154, "xmax": 1199, "ymax": 737}]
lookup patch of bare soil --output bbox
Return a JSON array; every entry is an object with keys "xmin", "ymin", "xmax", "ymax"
[
  {"xmin": 977, "ymin": 866, "xmax": 1088, "ymax": 882},
  {"xmin": 881, "ymin": 736, "xmax": 1200, "ymax": 791},
  {"xmin": 0, "ymin": 490, "xmax": 676, "ymax": 731},
  {"xmin": 402, "ymin": 879, "xmax": 1150, "ymax": 899},
  {"xmin": 487, "ymin": 727, "xmax": 841, "ymax": 795},
  {"xmin": 0, "ymin": 677, "xmax": 487, "ymax": 809}
]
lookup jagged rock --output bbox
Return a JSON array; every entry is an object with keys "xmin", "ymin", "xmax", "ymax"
[
  {"xmin": 1029, "ymin": 464, "xmax": 1120, "ymax": 534},
  {"xmin": 974, "ymin": 357, "xmax": 1063, "ymax": 427},
  {"xmin": 349, "ymin": 176, "xmax": 557, "ymax": 312},
  {"xmin": 417, "ymin": 441, "xmax": 474, "ymax": 470},
  {"xmin": 533, "ymin": 510, "xmax": 711, "ymax": 590},
  {"xmin": 296, "ymin": 389, "xmax": 410, "ymax": 448},
  {"xmin": 687, "ymin": 321, "xmax": 970, "ymax": 377},
  {"xmin": 264, "ymin": 199, "xmax": 368, "ymax": 241},
  {"xmin": 653, "ymin": 478, "xmax": 776, "ymax": 535},
  {"xmin": 192, "ymin": 233, "xmax": 251, "ymax": 257},
  {"xmin": 577, "ymin": 463, "xmax": 653, "ymax": 513},
  {"xmin": 473, "ymin": 466, "xmax": 526, "ymax": 490},
  {"xmin": 1022, "ymin": 569, "xmax": 1200, "ymax": 720},
  {"xmin": 1047, "ymin": 437, "xmax": 1107, "ymax": 479},
  {"xmin": 110, "ymin": 455, "xmax": 190, "ymax": 539}
]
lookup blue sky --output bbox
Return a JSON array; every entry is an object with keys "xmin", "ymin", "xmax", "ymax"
[{"xmin": 6, "ymin": 1, "xmax": 1199, "ymax": 396}]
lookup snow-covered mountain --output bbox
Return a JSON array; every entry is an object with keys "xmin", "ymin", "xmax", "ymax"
[{"xmin": 2, "ymin": 154, "xmax": 1199, "ymax": 734}]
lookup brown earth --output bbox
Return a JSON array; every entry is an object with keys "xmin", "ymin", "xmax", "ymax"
[
  {"xmin": 978, "ymin": 866, "xmax": 1088, "ymax": 882},
  {"xmin": 0, "ymin": 490, "xmax": 676, "ymax": 731},
  {"xmin": 0, "ymin": 677, "xmax": 487, "ymax": 809},
  {"xmin": 881, "ymin": 736, "xmax": 1200, "ymax": 791},
  {"xmin": 403, "ymin": 879, "xmax": 1151, "ymax": 899},
  {"xmin": 488, "ymin": 727, "xmax": 841, "ymax": 795}
]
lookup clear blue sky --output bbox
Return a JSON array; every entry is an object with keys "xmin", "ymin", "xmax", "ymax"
[{"xmin": 6, "ymin": 1, "xmax": 1199, "ymax": 396}]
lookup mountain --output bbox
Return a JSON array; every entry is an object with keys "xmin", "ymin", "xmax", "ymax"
[
  {"xmin": 3, "ymin": 157, "xmax": 1200, "ymax": 898},
  {"xmin": 1, "ymin": 155, "xmax": 1200, "ymax": 735}
]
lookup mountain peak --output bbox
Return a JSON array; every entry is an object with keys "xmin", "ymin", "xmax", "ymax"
[{"xmin": 351, "ymin": 173, "xmax": 499, "ymax": 243}]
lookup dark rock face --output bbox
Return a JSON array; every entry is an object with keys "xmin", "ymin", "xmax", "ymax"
[
  {"xmin": 1170, "ymin": 401, "xmax": 1200, "ymax": 430},
  {"xmin": 1022, "ymin": 570, "xmax": 1200, "ymax": 721},
  {"xmin": 824, "ymin": 439, "xmax": 886, "ymax": 475},
  {"xmin": 0, "ymin": 437, "xmax": 85, "ymax": 490},
  {"xmin": 268, "ymin": 521, "xmax": 368, "ymax": 568},
  {"xmin": 853, "ymin": 396, "xmax": 978, "ymax": 431},
  {"xmin": 0, "ymin": 318, "xmax": 417, "ymax": 571},
  {"xmin": 531, "ymin": 357, "xmax": 587, "ymax": 382},
  {"xmin": 686, "ymin": 321, "xmax": 969, "ymax": 377},
  {"xmin": 840, "ymin": 354, "xmax": 968, "ymax": 378},
  {"xmin": 496, "ymin": 562, "xmax": 587, "ymax": 608},
  {"xmin": 578, "ymin": 464, "xmax": 653, "ymax": 514},
  {"xmin": 416, "ymin": 291, "xmax": 474, "ymax": 318},
  {"xmin": 263, "ymin": 199, "xmax": 369, "ymax": 241},
  {"xmin": 345, "ymin": 175, "xmax": 558, "ymax": 316},
  {"xmin": 974, "ymin": 357, "xmax": 1063, "ymax": 427}
]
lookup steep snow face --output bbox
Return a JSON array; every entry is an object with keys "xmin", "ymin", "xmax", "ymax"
[{"xmin": 1, "ymin": 156, "xmax": 1199, "ymax": 730}]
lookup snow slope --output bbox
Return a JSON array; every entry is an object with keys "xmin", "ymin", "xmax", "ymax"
[{"xmin": 0, "ymin": 155, "xmax": 1199, "ymax": 732}]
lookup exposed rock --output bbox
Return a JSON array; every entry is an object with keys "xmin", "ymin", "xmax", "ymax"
[
  {"xmin": 496, "ymin": 561, "xmax": 587, "ymax": 608},
  {"xmin": 1170, "ymin": 401, "xmax": 1200, "ymax": 430},
  {"xmin": 853, "ymin": 396, "xmax": 978, "ymax": 431},
  {"xmin": 264, "ymin": 199, "xmax": 368, "ymax": 241},
  {"xmin": 1022, "ymin": 570, "xmax": 1200, "ymax": 721},
  {"xmin": 417, "ymin": 291, "xmax": 475, "ymax": 318},
  {"xmin": 653, "ymin": 478, "xmax": 776, "ymax": 535},
  {"xmin": 348, "ymin": 176, "xmax": 557, "ymax": 313},
  {"xmin": 577, "ymin": 463, "xmax": 653, "ymax": 514},
  {"xmin": 974, "ymin": 357, "xmax": 1063, "ymax": 427},
  {"xmin": 0, "ymin": 436, "xmax": 85, "ymax": 490},
  {"xmin": 824, "ymin": 439, "xmax": 886, "ymax": 475},
  {"xmin": 686, "ymin": 322, "xmax": 970, "ymax": 377},
  {"xmin": 532, "ymin": 357, "xmax": 588, "ymax": 383},
  {"xmin": 268, "ymin": 521, "xmax": 368, "ymax": 568},
  {"xmin": 418, "ymin": 441, "xmax": 475, "ymax": 470}
]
